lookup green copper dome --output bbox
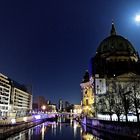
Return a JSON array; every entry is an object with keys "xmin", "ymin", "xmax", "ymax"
[
  {"xmin": 96, "ymin": 22, "xmax": 136, "ymax": 55},
  {"xmin": 91, "ymin": 22, "xmax": 140, "ymax": 78},
  {"xmin": 96, "ymin": 35, "xmax": 136, "ymax": 54}
]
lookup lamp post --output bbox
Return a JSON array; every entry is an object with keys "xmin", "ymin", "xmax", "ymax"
[{"xmin": 41, "ymin": 105, "xmax": 46, "ymax": 113}]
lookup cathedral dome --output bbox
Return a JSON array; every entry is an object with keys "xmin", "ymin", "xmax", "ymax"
[
  {"xmin": 95, "ymin": 22, "xmax": 138, "ymax": 62},
  {"xmin": 90, "ymin": 22, "xmax": 140, "ymax": 77},
  {"xmin": 96, "ymin": 35, "xmax": 136, "ymax": 55}
]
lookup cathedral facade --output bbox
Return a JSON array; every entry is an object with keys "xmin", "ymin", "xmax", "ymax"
[{"xmin": 81, "ymin": 23, "xmax": 140, "ymax": 119}]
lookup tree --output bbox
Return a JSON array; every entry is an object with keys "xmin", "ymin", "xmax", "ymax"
[
  {"xmin": 95, "ymin": 75, "xmax": 140, "ymax": 122},
  {"xmin": 105, "ymin": 92, "xmax": 115, "ymax": 121},
  {"xmin": 112, "ymin": 94, "xmax": 124, "ymax": 122},
  {"xmin": 118, "ymin": 78, "xmax": 140, "ymax": 122},
  {"xmin": 129, "ymin": 79, "xmax": 140, "ymax": 122},
  {"xmin": 96, "ymin": 93, "xmax": 114, "ymax": 121},
  {"xmin": 96, "ymin": 97, "xmax": 107, "ymax": 114},
  {"xmin": 118, "ymin": 83, "xmax": 132, "ymax": 122}
]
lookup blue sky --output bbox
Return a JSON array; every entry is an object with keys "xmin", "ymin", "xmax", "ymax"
[{"xmin": 0, "ymin": 0, "xmax": 140, "ymax": 104}]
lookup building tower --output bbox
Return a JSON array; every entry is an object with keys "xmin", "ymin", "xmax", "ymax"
[
  {"xmin": 58, "ymin": 99, "xmax": 63, "ymax": 112},
  {"xmin": 80, "ymin": 71, "xmax": 95, "ymax": 117}
]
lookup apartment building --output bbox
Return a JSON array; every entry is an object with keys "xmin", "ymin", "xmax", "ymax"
[{"xmin": 0, "ymin": 73, "xmax": 32, "ymax": 118}]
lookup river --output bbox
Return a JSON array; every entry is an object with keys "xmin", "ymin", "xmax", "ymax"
[{"xmin": 6, "ymin": 117, "xmax": 101, "ymax": 140}]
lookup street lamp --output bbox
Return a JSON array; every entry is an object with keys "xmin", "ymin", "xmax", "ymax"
[{"xmin": 41, "ymin": 105, "xmax": 46, "ymax": 113}]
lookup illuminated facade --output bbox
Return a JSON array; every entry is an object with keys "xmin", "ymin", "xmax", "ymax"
[
  {"xmin": 89, "ymin": 23, "xmax": 140, "ymax": 117},
  {"xmin": 46, "ymin": 104, "xmax": 57, "ymax": 113},
  {"xmin": 0, "ymin": 73, "xmax": 11, "ymax": 117},
  {"xmin": 73, "ymin": 104, "xmax": 82, "ymax": 114},
  {"xmin": 80, "ymin": 71, "xmax": 94, "ymax": 117},
  {"xmin": 58, "ymin": 99, "xmax": 63, "ymax": 112},
  {"xmin": 0, "ymin": 73, "xmax": 32, "ymax": 117},
  {"xmin": 10, "ymin": 85, "xmax": 32, "ymax": 117}
]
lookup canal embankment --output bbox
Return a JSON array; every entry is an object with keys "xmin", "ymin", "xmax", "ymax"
[
  {"xmin": 0, "ymin": 115, "xmax": 57, "ymax": 140},
  {"xmin": 81, "ymin": 117, "xmax": 140, "ymax": 140}
]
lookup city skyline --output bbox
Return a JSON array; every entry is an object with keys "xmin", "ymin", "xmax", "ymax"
[{"xmin": 0, "ymin": 0, "xmax": 140, "ymax": 104}]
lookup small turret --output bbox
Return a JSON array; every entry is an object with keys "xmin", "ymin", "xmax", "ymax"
[
  {"xmin": 82, "ymin": 70, "xmax": 89, "ymax": 83},
  {"xmin": 110, "ymin": 20, "xmax": 116, "ymax": 36}
]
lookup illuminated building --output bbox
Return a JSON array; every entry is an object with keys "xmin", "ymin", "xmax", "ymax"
[
  {"xmin": 58, "ymin": 99, "xmax": 63, "ymax": 112},
  {"xmin": 73, "ymin": 104, "xmax": 82, "ymax": 114},
  {"xmin": 64, "ymin": 101, "xmax": 70, "ymax": 111},
  {"xmin": 0, "ymin": 73, "xmax": 32, "ymax": 117},
  {"xmin": 10, "ymin": 82, "xmax": 32, "ymax": 117},
  {"xmin": 0, "ymin": 73, "xmax": 11, "ymax": 117},
  {"xmin": 90, "ymin": 22, "xmax": 140, "ymax": 92},
  {"xmin": 46, "ymin": 104, "xmax": 57, "ymax": 113},
  {"xmin": 80, "ymin": 71, "xmax": 94, "ymax": 117},
  {"xmin": 89, "ymin": 22, "xmax": 140, "ymax": 117}
]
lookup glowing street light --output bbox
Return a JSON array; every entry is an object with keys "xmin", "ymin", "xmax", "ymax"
[
  {"xmin": 23, "ymin": 117, "xmax": 27, "ymax": 122},
  {"xmin": 11, "ymin": 118, "xmax": 16, "ymax": 124},
  {"xmin": 41, "ymin": 105, "xmax": 46, "ymax": 112}
]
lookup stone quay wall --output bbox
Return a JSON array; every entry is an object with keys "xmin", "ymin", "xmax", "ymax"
[{"xmin": 81, "ymin": 117, "xmax": 140, "ymax": 139}]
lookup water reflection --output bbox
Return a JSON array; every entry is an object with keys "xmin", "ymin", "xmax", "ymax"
[
  {"xmin": 82, "ymin": 132, "xmax": 94, "ymax": 140},
  {"xmin": 81, "ymin": 123, "xmax": 102, "ymax": 140},
  {"xmin": 41, "ymin": 123, "xmax": 45, "ymax": 140},
  {"xmin": 51, "ymin": 121, "xmax": 57, "ymax": 136},
  {"xmin": 6, "ymin": 117, "xmax": 101, "ymax": 140},
  {"xmin": 6, "ymin": 127, "xmax": 34, "ymax": 140}
]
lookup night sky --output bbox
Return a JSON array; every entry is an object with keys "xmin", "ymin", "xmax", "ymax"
[{"xmin": 0, "ymin": 0, "xmax": 140, "ymax": 104}]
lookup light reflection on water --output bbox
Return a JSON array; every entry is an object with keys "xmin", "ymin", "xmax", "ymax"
[{"xmin": 6, "ymin": 117, "xmax": 100, "ymax": 140}]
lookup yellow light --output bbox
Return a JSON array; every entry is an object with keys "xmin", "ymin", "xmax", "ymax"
[
  {"xmin": 23, "ymin": 117, "xmax": 27, "ymax": 122},
  {"xmin": 82, "ymin": 133, "xmax": 94, "ymax": 140},
  {"xmin": 85, "ymin": 106, "xmax": 89, "ymax": 110},
  {"xmin": 11, "ymin": 118, "xmax": 16, "ymax": 124},
  {"xmin": 41, "ymin": 105, "xmax": 46, "ymax": 110}
]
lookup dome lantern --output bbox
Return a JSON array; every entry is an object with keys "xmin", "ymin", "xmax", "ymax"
[{"xmin": 110, "ymin": 21, "xmax": 116, "ymax": 36}]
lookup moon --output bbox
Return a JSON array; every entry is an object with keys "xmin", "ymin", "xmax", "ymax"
[{"xmin": 135, "ymin": 15, "xmax": 140, "ymax": 23}]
